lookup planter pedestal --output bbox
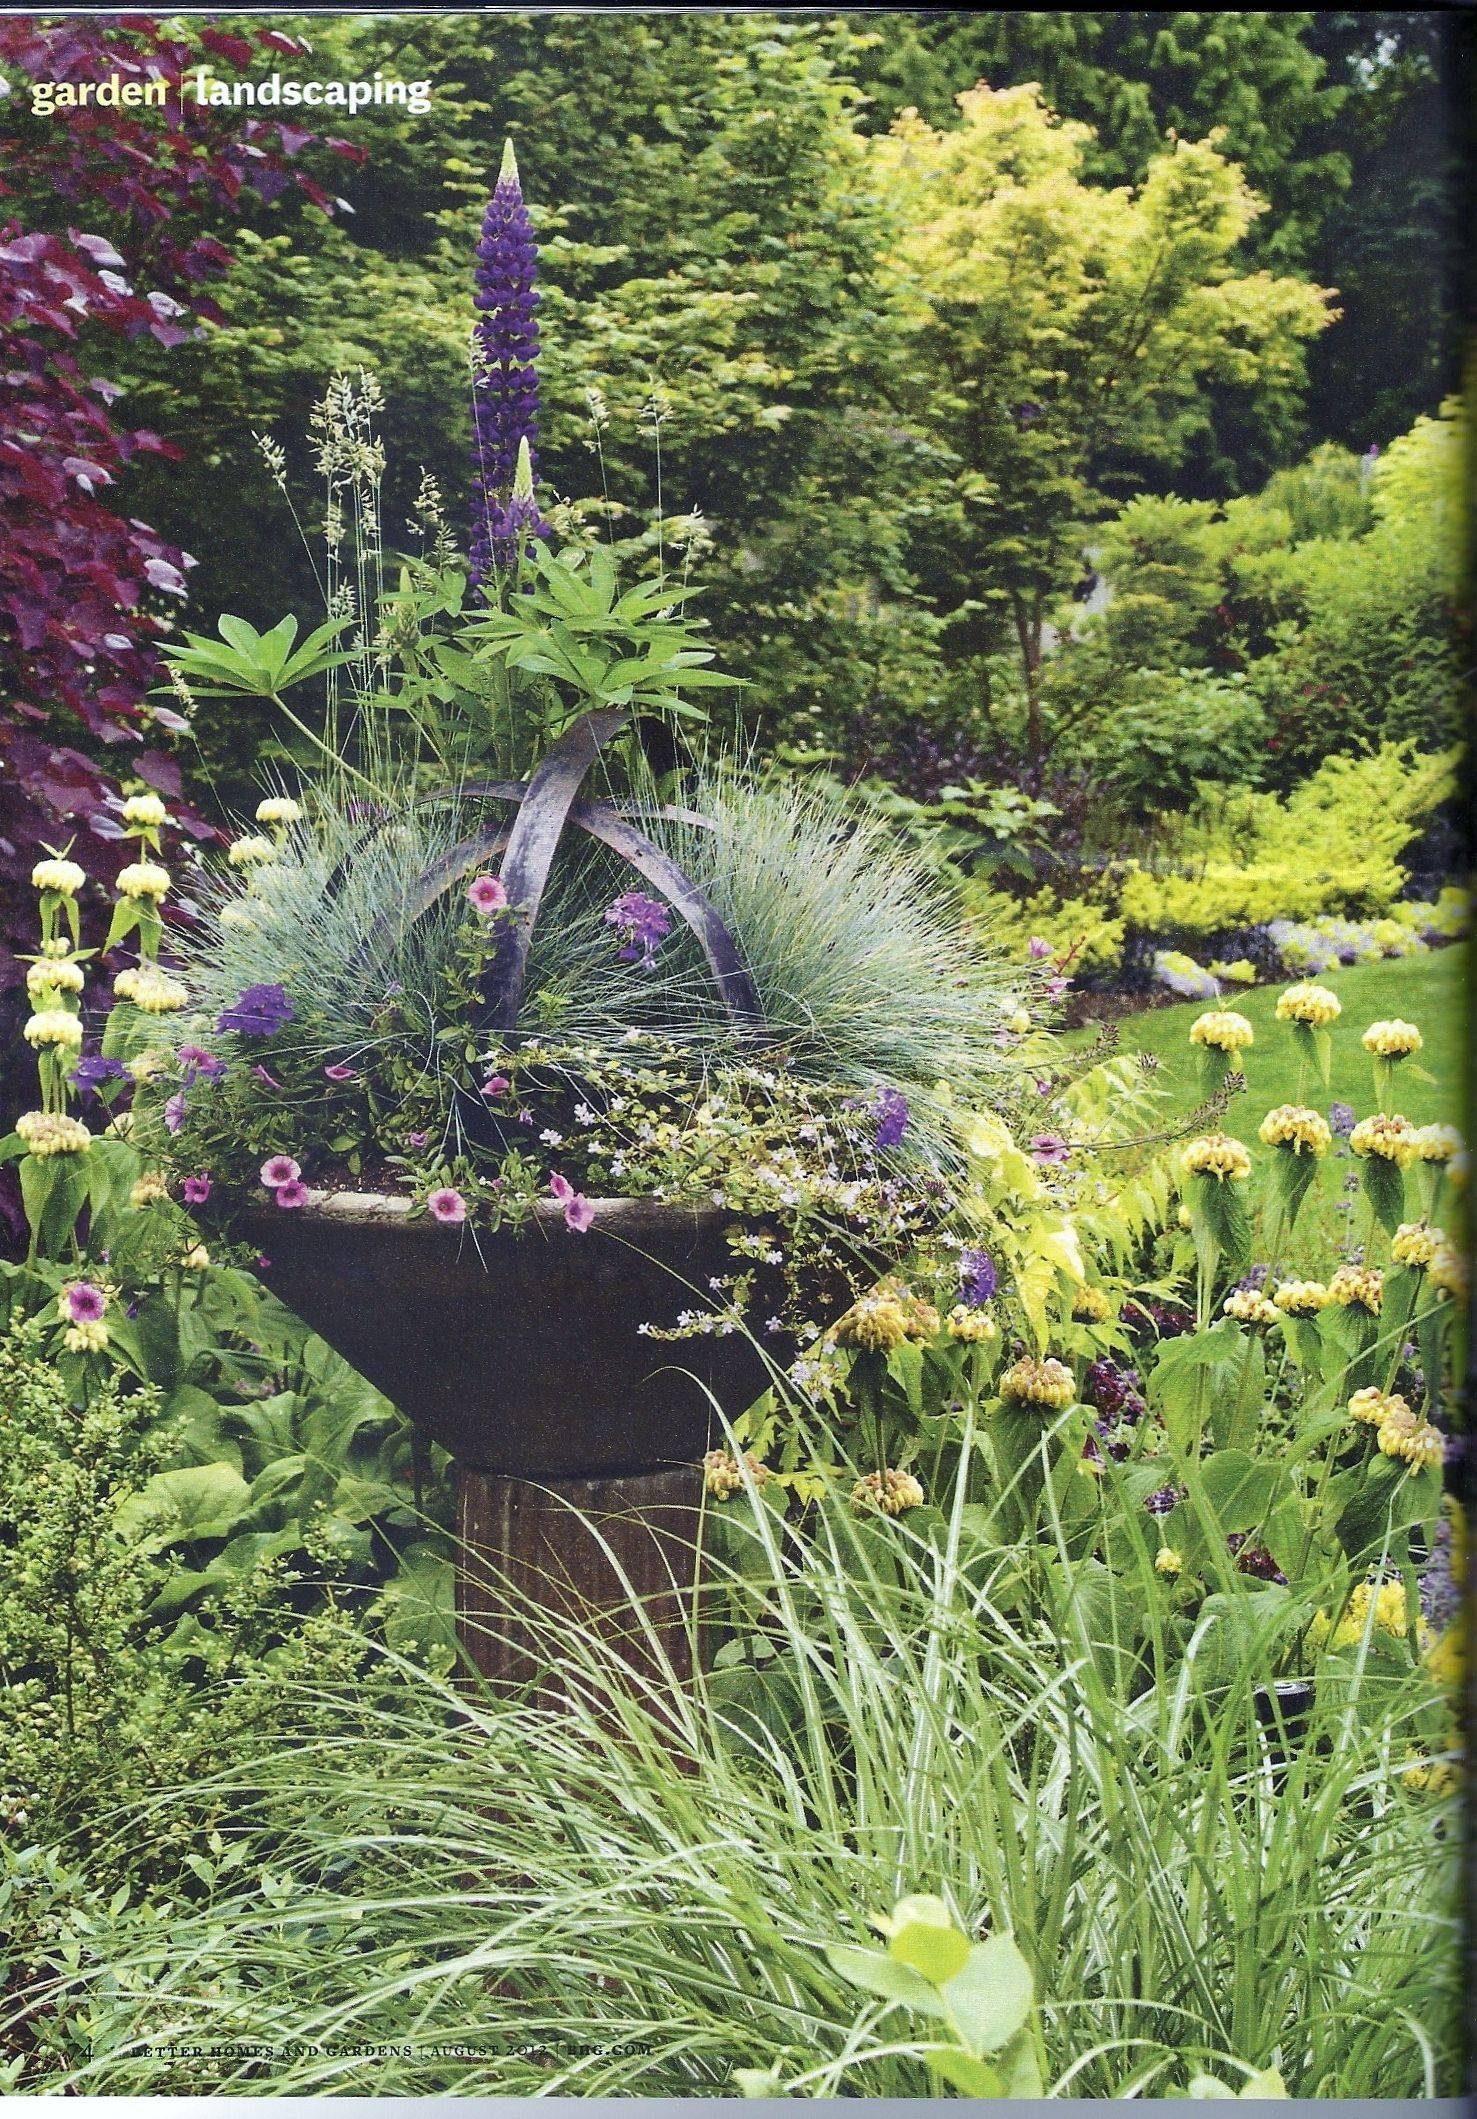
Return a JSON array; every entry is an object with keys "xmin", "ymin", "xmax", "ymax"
[
  {"xmin": 241, "ymin": 1190, "xmax": 786, "ymax": 1689},
  {"xmin": 455, "ymin": 1462, "xmax": 702, "ymax": 1694}
]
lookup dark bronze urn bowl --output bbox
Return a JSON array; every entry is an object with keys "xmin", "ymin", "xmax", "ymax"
[{"xmin": 241, "ymin": 1190, "xmax": 786, "ymax": 1479}]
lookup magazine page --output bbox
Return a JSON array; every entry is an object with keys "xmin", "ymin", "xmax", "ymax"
[{"xmin": 0, "ymin": 8, "xmax": 1467, "ymax": 2103}]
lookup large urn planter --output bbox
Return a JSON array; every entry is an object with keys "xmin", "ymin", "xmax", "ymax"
[{"xmin": 243, "ymin": 1187, "xmax": 793, "ymax": 1687}]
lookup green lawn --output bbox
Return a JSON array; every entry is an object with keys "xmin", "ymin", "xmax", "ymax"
[{"xmin": 1073, "ymin": 946, "xmax": 1467, "ymax": 1143}]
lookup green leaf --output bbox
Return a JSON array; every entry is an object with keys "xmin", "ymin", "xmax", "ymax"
[
  {"xmin": 937, "ymin": 1934, "xmax": 1034, "ymax": 2057},
  {"xmin": 116, "ymin": 1462, "xmax": 251, "ymax": 1546},
  {"xmin": 886, "ymin": 1897, "xmax": 971, "ymax": 1985},
  {"xmin": 1197, "ymin": 1449, "xmax": 1284, "ymax": 1536},
  {"xmin": 1359, "ymin": 1153, "xmax": 1406, "ymax": 1237},
  {"xmin": 924, "ymin": 2048, "xmax": 1003, "ymax": 2097},
  {"xmin": 825, "ymin": 1944, "xmax": 945, "ymax": 2019}
]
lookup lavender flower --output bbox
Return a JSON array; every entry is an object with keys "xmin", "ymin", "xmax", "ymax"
[
  {"xmin": 957, "ymin": 1247, "xmax": 998, "ymax": 1307},
  {"xmin": 469, "ymin": 141, "xmax": 547, "ymax": 586},
  {"xmin": 604, "ymin": 890, "xmax": 672, "ymax": 967},
  {"xmin": 216, "ymin": 983, "xmax": 294, "ymax": 1039},
  {"xmin": 1144, "ymin": 1483, "xmax": 1182, "ymax": 1517},
  {"xmin": 1329, "ymin": 1102, "xmax": 1356, "ymax": 1138},
  {"xmin": 178, "ymin": 1044, "xmax": 226, "ymax": 1085},
  {"xmin": 872, "ymin": 1088, "xmax": 910, "ymax": 1150}
]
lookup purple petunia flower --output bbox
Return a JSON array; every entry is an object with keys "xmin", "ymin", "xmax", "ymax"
[
  {"xmin": 71, "ymin": 1054, "xmax": 130, "ymax": 1097},
  {"xmin": 428, "ymin": 1186, "xmax": 467, "ymax": 1225},
  {"xmin": 260, "ymin": 1156, "xmax": 301, "ymax": 1189},
  {"xmin": 216, "ymin": 983, "xmax": 294, "ymax": 1039},
  {"xmin": 1027, "ymin": 936, "xmax": 1053, "ymax": 961},
  {"xmin": 872, "ymin": 1088, "xmax": 910, "ymax": 1150},
  {"xmin": 604, "ymin": 890, "xmax": 672, "ymax": 967},
  {"xmin": 61, "ymin": 1282, "xmax": 107, "ymax": 1325},
  {"xmin": 164, "ymin": 1091, "xmax": 188, "ymax": 1135},
  {"xmin": 957, "ymin": 1247, "xmax": 998, "ymax": 1307},
  {"xmin": 469, "ymin": 141, "xmax": 548, "ymax": 586},
  {"xmin": 1329, "ymin": 1102, "xmax": 1356, "ymax": 1138},
  {"xmin": 181, "ymin": 1174, "xmax": 212, "ymax": 1206},
  {"xmin": 178, "ymin": 1044, "xmax": 226, "ymax": 1085},
  {"xmin": 1030, "ymin": 1132, "xmax": 1071, "ymax": 1166},
  {"xmin": 324, "ymin": 1063, "xmax": 356, "ymax": 1083},
  {"xmin": 274, "ymin": 1180, "xmax": 309, "ymax": 1211}
]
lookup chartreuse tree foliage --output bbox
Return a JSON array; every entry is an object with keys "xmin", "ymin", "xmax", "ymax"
[{"xmin": 869, "ymin": 86, "xmax": 1333, "ymax": 765}]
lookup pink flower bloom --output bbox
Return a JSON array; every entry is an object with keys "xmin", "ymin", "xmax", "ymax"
[
  {"xmin": 251, "ymin": 1064, "xmax": 282, "ymax": 1088},
  {"xmin": 428, "ymin": 1187, "xmax": 467, "ymax": 1224},
  {"xmin": 407, "ymin": 1130, "xmax": 430, "ymax": 1150},
  {"xmin": 62, "ymin": 1282, "xmax": 107, "ymax": 1324},
  {"xmin": 164, "ymin": 1092, "xmax": 187, "ymax": 1135},
  {"xmin": 324, "ymin": 1062, "xmax": 357, "ymax": 1082},
  {"xmin": 563, "ymin": 1192, "xmax": 595, "ymax": 1233},
  {"xmin": 1030, "ymin": 1133, "xmax": 1071, "ymax": 1166},
  {"xmin": 1044, "ymin": 976, "xmax": 1070, "ymax": 1001},
  {"xmin": 547, "ymin": 1172, "xmax": 574, "ymax": 1203},
  {"xmin": 255, "ymin": 1255, "xmax": 272, "ymax": 1272},
  {"xmin": 482, "ymin": 1073, "xmax": 511, "ymax": 1098},
  {"xmin": 466, "ymin": 874, "xmax": 508, "ymax": 916},
  {"xmin": 1028, "ymin": 936, "xmax": 1054, "ymax": 961},
  {"xmin": 181, "ymin": 1174, "xmax": 212, "ymax": 1205},
  {"xmin": 260, "ymin": 1155, "xmax": 301, "ymax": 1189},
  {"xmin": 274, "ymin": 1180, "xmax": 309, "ymax": 1210}
]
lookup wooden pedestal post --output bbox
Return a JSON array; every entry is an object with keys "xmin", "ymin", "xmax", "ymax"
[{"xmin": 454, "ymin": 1461, "xmax": 704, "ymax": 1694}]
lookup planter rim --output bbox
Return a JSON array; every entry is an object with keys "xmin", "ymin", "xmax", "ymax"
[{"xmin": 247, "ymin": 1186, "xmax": 735, "ymax": 1237}]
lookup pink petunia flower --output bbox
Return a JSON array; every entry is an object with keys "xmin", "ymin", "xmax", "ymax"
[
  {"xmin": 563, "ymin": 1193, "xmax": 595, "ymax": 1233},
  {"xmin": 255, "ymin": 1254, "xmax": 273, "ymax": 1272},
  {"xmin": 260, "ymin": 1155, "xmax": 301, "ymax": 1189},
  {"xmin": 274, "ymin": 1180, "xmax": 309, "ymax": 1210},
  {"xmin": 164, "ymin": 1092, "xmax": 187, "ymax": 1135},
  {"xmin": 407, "ymin": 1130, "xmax": 430, "ymax": 1150},
  {"xmin": 482, "ymin": 1073, "xmax": 511, "ymax": 1098},
  {"xmin": 324, "ymin": 1062, "xmax": 357, "ymax": 1083},
  {"xmin": 547, "ymin": 1172, "xmax": 574, "ymax": 1203},
  {"xmin": 251, "ymin": 1064, "xmax": 282, "ymax": 1088},
  {"xmin": 181, "ymin": 1174, "xmax": 212, "ymax": 1205},
  {"xmin": 1030, "ymin": 1133, "xmax": 1071, "ymax": 1166},
  {"xmin": 428, "ymin": 1187, "xmax": 467, "ymax": 1224},
  {"xmin": 466, "ymin": 874, "xmax": 508, "ymax": 916},
  {"xmin": 1028, "ymin": 936, "xmax": 1054, "ymax": 960}
]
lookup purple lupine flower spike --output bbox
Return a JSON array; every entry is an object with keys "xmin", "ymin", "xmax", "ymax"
[{"xmin": 469, "ymin": 140, "xmax": 548, "ymax": 587}]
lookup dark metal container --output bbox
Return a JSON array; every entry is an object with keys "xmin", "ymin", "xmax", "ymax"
[{"xmin": 240, "ymin": 1189, "xmax": 787, "ymax": 1478}]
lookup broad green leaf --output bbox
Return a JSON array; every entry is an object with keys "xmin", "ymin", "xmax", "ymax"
[
  {"xmin": 885, "ymin": 1897, "xmax": 971, "ymax": 1985},
  {"xmin": 825, "ymin": 1944, "xmax": 945, "ymax": 2019},
  {"xmin": 937, "ymin": 1934, "xmax": 1034, "ymax": 2057}
]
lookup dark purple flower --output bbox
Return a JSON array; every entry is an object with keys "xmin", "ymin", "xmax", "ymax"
[
  {"xmin": 605, "ymin": 890, "xmax": 672, "ymax": 966},
  {"xmin": 873, "ymin": 1088, "xmax": 910, "ymax": 1150},
  {"xmin": 216, "ymin": 984, "xmax": 294, "ymax": 1039},
  {"xmin": 164, "ymin": 1091, "xmax": 188, "ymax": 1135},
  {"xmin": 1226, "ymin": 1533, "xmax": 1286, "ymax": 1583},
  {"xmin": 1144, "ymin": 1483, "xmax": 1182, "ymax": 1517},
  {"xmin": 469, "ymin": 140, "xmax": 548, "ymax": 585},
  {"xmin": 957, "ymin": 1247, "xmax": 998, "ymax": 1307},
  {"xmin": 70, "ymin": 1053, "xmax": 129, "ymax": 1097},
  {"xmin": 1086, "ymin": 1357, "xmax": 1146, "ymax": 1424},
  {"xmin": 1420, "ymin": 1510, "xmax": 1461, "ymax": 1628},
  {"xmin": 1329, "ymin": 1102, "xmax": 1356, "ymax": 1138}
]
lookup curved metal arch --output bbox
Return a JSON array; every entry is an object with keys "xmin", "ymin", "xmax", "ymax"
[{"xmin": 345, "ymin": 710, "xmax": 761, "ymax": 1034}]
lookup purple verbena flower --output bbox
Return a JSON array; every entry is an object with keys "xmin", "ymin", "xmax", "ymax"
[
  {"xmin": 216, "ymin": 983, "xmax": 294, "ymax": 1039},
  {"xmin": 957, "ymin": 1247, "xmax": 998, "ymax": 1307},
  {"xmin": 604, "ymin": 890, "xmax": 672, "ymax": 966},
  {"xmin": 469, "ymin": 141, "xmax": 547, "ymax": 586},
  {"xmin": 872, "ymin": 1088, "xmax": 910, "ymax": 1150},
  {"xmin": 70, "ymin": 1054, "xmax": 130, "ymax": 1097}
]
